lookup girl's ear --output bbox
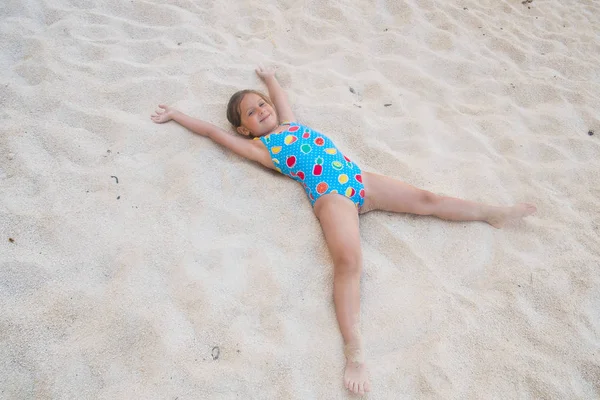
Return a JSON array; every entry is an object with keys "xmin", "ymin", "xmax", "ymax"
[{"xmin": 236, "ymin": 126, "xmax": 250, "ymax": 136}]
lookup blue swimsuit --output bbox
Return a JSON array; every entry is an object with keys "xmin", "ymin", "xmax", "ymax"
[{"xmin": 258, "ymin": 122, "xmax": 365, "ymax": 209}]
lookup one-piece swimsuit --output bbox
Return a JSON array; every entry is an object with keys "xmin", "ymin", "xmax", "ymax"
[{"xmin": 257, "ymin": 122, "xmax": 365, "ymax": 208}]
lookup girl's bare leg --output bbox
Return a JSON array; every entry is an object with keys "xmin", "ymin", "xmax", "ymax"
[
  {"xmin": 313, "ymin": 194, "xmax": 371, "ymax": 396},
  {"xmin": 360, "ymin": 172, "xmax": 536, "ymax": 227}
]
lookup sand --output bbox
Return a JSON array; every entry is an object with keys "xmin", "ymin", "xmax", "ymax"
[{"xmin": 1, "ymin": 0, "xmax": 600, "ymax": 398}]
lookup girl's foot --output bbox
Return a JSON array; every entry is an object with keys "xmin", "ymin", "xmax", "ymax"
[
  {"xmin": 345, "ymin": 359, "xmax": 370, "ymax": 395},
  {"xmin": 487, "ymin": 203, "xmax": 537, "ymax": 228},
  {"xmin": 344, "ymin": 344, "xmax": 371, "ymax": 395}
]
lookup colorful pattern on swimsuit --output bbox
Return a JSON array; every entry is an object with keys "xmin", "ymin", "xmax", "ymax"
[{"xmin": 258, "ymin": 122, "xmax": 365, "ymax": 208}]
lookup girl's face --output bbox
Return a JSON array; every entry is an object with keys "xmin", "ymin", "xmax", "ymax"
[{"xmin": 237, "ymin": 93, "xmax": 278, "ymax": 137}]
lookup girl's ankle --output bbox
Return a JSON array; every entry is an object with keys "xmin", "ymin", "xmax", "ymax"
[{"xmin": 344, "ymin": 342, "xmax": 365, "ymax": 363}]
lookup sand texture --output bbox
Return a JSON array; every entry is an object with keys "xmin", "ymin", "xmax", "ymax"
[{"xmin": 2, "ymin": 0, "xmax": 600, "ymax": 398}]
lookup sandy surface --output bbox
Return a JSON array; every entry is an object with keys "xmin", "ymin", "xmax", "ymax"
[{"xmin": 2, "ymin": 0, "xmax": 600, "ymax": 398}]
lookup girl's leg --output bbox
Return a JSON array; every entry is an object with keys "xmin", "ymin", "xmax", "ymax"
[
  {"xmin": 313, "ymin": 194, "xmax": 371, "ymax": 395},
  {"xmin": 360, "ymin": 172, "xmax": 536, "ymax": 227}
]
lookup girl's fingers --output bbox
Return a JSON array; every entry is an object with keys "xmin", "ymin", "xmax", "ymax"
[{"xmin": 256, "ymin": 65, "xmax": 268, "ymax": 76}]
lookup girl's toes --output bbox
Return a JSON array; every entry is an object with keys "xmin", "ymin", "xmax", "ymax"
[{"xmin": 358, "ymin": 383, "xmax": 365, "ymax": 395}]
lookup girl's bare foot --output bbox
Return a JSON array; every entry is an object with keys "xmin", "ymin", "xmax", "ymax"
[
  {"xmin": 344, "ymin": 344, "xmax": 371, "ymax": 395},
  {"xmin": 487, "ymin": 203, "xmax": 537, "ymax": 228}
]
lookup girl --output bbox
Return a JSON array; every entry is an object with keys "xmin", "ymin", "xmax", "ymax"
[{"xmin": 151, "ymin": 66, "xmax": 537, "ymax": 396}]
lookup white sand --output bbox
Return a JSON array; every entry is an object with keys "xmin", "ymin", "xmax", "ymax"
[{"xmin": 2, "ymin": 0, "xmax": 600, "ymax": 398}]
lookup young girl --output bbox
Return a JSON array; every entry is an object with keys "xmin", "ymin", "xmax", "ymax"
[{"xmin": 151, "ymin": 66, "xmax": 537, "ymax": 396}]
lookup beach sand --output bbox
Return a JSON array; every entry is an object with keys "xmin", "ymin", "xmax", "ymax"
[{"xmin": 1, "ymin": 0, "xmax": 599, "ymax": 398}]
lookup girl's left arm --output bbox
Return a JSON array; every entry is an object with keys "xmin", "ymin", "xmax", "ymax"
[{"xmin": 256, "ymin": 66, "xmax": 296, "ymax": 123}]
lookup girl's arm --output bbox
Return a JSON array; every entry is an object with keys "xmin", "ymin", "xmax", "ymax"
[
  {"xmin": 256, "ymin": 66, "xmax": 296, "ymax": 123},
  {"xmin": 151, "ymin": 105, "xmax": 273, "ymax": 168}
]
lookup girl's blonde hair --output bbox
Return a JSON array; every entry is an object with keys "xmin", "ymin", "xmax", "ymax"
[{"xmin": 226, "ymin": 90, "xmax": 274, "ymax": 135}]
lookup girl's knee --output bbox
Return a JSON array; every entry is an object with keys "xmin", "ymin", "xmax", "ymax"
[
  {"xmin": 420, "ymin": 190, "xmax": 438, "ymax": 203},
  {"xmin": 416, "ymin": 190, "xmax": 440, "ymax": 215},
  {"xmin": 333, "ymin": 253, "xmax": 362, "ymax": 276}
]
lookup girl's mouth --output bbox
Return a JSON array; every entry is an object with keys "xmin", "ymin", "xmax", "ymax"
[{"xmin": 260, "ymin": 114, "xmax": 270, "ymax": 123}]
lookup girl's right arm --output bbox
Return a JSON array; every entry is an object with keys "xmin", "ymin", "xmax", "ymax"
[
  {"xmin": 151, "ymin": 104, "xmax": 273, "ymax": 168},
  {"xmin": 255, "ymin": 66, "xmax": 296, "ymax": 123}
]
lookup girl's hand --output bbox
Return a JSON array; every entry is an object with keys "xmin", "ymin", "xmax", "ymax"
[
  {"xmin": 150, "ymin": 104, "xmax": 176, "ymax": 124},
  {"xmin": 255, "ymin": 65, "xmax": 276, "ymax": 80}
]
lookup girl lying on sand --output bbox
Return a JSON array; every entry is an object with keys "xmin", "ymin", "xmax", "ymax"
[{"xmin": 151, "ymin": 65, "xmax": 537, "ymax": 395}]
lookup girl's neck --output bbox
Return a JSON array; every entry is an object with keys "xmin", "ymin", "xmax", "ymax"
[{"xmin": 269, "ymin": 123, "xmax": 290, "ymax": 135}]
